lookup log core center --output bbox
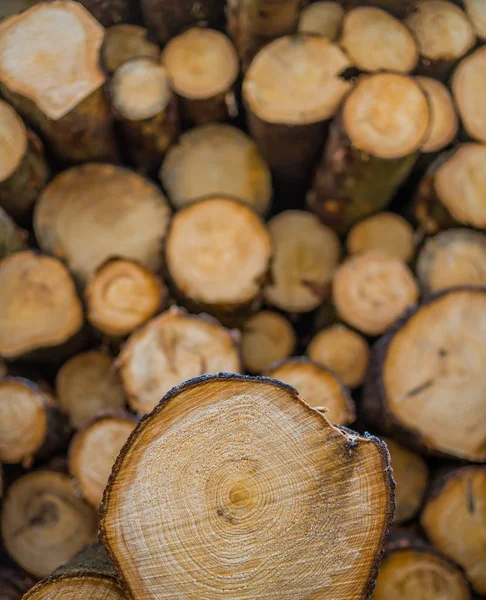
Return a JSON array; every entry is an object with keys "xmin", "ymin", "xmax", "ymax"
[{"xmin": 228, "ymin": 482, "xmax": 253, "ymax": 508}]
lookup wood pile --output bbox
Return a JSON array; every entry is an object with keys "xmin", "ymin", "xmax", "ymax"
[{"xmin": 0, "ymin": 1, "xmax": 484, "ymax": 599}]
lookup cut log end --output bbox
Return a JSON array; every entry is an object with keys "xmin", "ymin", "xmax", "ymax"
[
  {"xmin": 0, "ymin": 100, "xmax": 26, "ymax": 182},
  {"xmin": 112, "ymin": 58, "xmax": 170, "ymax": 121},
  {"xmin": 0, "ymin": 1, "xmax": 105, "ymax": 120},
  {"xmin": 421, "ymin": 467, "xmax": 486, "ymax": 594},
  {"xmin": 118, "ymin": 308, "xmax": 242, "ymax": 415},
  {"xmin": 0, "ymin": 251, "xmax": 83, "ymax": 359},
  {"xmin": 85, "ymin": 258, "xmax": 167, "ymax": 337},
  {"xmin": 340, "ymin": 7, "xmax": 418, "ymax": 74},
  {"xmin": 452, "ymin": 46, "xmax": 486, "ymax": 144},
  {"xmin": 1, "ymin": 471, "xmax": 97, "ymax": 578},
  {"xmin": 100, "ymin": 375, "xmax": 393, "ymax": 600},
  {"xmin": 343, "ymin": 73, "xmax": 430, "ymax": 159},
  {"xmin": 69, "ymin": 414, "xmax": 136, "ymax": 507},
  {"xmin": 265, "ymin": 358, "xmax": 355, "ymax": 426},
  {"xmin": 163, "ymin": 28, "xmax": 238, "ymax": 101},
  {"xmin": 416, "ymin": 76, "xmax": 458, "ymax": 153},
  {"xmin": 333, "ymin": 251, "xmax": 419, "ymax": 336},
  {"xmin": 101, "ymin": 24, "xmax": 161, "ymax": 75},
  {"xmin": 417, "ymin": 228, "xmax": 486, "ymax": 293},
  {"xmin": 24, "ymin": 577, "xmax": 126, "ymax": 600},
  {"xmin": 56, "ymin": 350, "xmax": 126, "ymax": 429},
  {"xmin": 346, "ymin": 212, "xmax": 415, "ymax": 263},
  {"xmin": 241, "ymin": 311, "xmax": 295, "ymax": 374},
  {"xmin": 243, "ymin": 35, "xmax": 351, "ymax": 125},
  {"xmin": 465, "ymin": 0, "xmax": 486, "ymax": 39},
  {"xmin": 165, "ymin": 197, "xmax": 272, "ymax": 313},
  {"xmin": 161, "ymin": 124, "xmax": 272, "ymax": 215},
  {"xmin": 264, "ymin": 210, "xmax": 340, "ymax": 313},
  {"xmin": 307, "ymin": 324, "xmax": 369, "ymax": 389},
  {"xmin": 405, "ymin": 1, "xmax": 475, "ymax": 63},
  {"xmin": 298, "ymin": 2, "xmax": 344, "ymax": 41}
]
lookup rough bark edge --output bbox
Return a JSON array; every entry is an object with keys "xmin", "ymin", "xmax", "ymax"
[
  {"xmin": 363, "ymin": 285, "xmax": 486, "ymax": 461},
  {"xmin": 99, "ymin": 372, "xmax": 395, "ymax": 600}
]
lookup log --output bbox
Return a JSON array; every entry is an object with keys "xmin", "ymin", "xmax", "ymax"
[
  {"xmin": 0, "ymin": 564, "xmax": 36, "ymax": 600},
  {"xmin": 77, "ymin": 0, "xmax": 142, "ymax": 26},
  {"xmin": 100, "ymin": 374, "xmax": 394, "ymax": 599},
  {"xmin": 452, "ymin": 47, "xmax": 486, "ymax": 144},
  {"xmin": 417, "ymin": 228, "xmax": 486, "ymax": 293},
  {"xmin": 413, "ymin": 144, "xmax": 486, "ymax": 234},
  {"xmin": 243, "ymin": 35, "xmax": 352, "ymax": 195},
  {"xmin": 0, "ymin": 1, "xmax": 118, "ymax": 164},
  {"xmin": 337, "ymin": 0, "xmax": 417, "ymax": 18},
  {"xmin": 162, "ymin": 28, "xmax": 238, "ymax": 126},
  {"xmin": 307, "ymin": 324, "xmax": 369, "ymax": 389},
  {"xmin": 364, "ymin": 287, "xmax": 486, "ymax": 461},
  {"xmin": 381, "ymin": 437, "xmax": 428, "ymax": 524},
  {"xmin": 56, "ymin": 350, "xmax": 126, "ymax": 429},
  {"xmin": 263, "ymin": 210, "xmax": 340, "ymax": 313},
  {"xmin": 339, "ymin": 7, "xmax": 418, "ymax": 74},
  {"xmin": 265, "ymin": 357, "xmax": 356, "ymax": 425},
  {"xmin": 22, "ymin": 543, "xmax": 126, "ymax": 600},
  {"xmin": 161, "ymin": 124, "xmax": 272, "ymax": 215},
  {"xmin": 85, "ymin": 258, "xmax": 168, "ymax": 338},
  {"xmin": 0, "ymin": 470, "xmax": 97, "ymax": 577},
  {"xmin": 141, "ymin": 0, "xmax": 225, "ymax": 45},
  {"xmin": 374, "ymin": 531, "xmax": 471, "ymax": 600},
  {"xmin": 0, "ymin": 251, "xmax": 84, "ymax": 361},
  {"xmin": 69, "ymin": 413, "xmax": 137, "ymax": 507},
  {"xmin": 228, "ymin": 0, "xmax": 304, "ymax": 71},
  {"xmin": 308, "ymin": 73, "xmax": 430, "ymax": 233},
  {"xmin": 101, "ymin": 24, "xmax": 160, "ymax": 74},
  {"xmin": 241, "ymin": 310, "xmax": 295, "ymax": 374},
  {"xmin": 165, "ymin": 197, "xmax": 272, "ymax": 320},
  {"xmin": 421, "ymin": 466, "xmax": 486, "ymax": 594},
  {"xmin": 111, "ymin": 58, "xmax": 177, "ymax": 174},
  {"xmin": 0, "ymin": 207, "xmax": 27, "ymax": 260},
  {"xmin": 34, "ymin": 164, "xmax": 172, "ymax": 284},
  {"xmin": 118, "ymin": 308, "xmax": 242, "ymax": 415},
  {"xmin": 0, "ymin": 100, "xmax": 49, "ymax": 222},
  {"xmin": 416, "ymin": 76, "xmax": 458, "ymax": 154},
  {"xmin": 346, "ymin": 213, "xmax": 415, "ymax": 263},
  {"xmin": 298, "ymin": 2, "xmax": 344, "ymax": 40},
  {"xmin": 464, "ymin": 0, "xmax": 486, "ymax": 39},
  {"xmin": 333, "ymin": 251, "xmax": 419, "ymax": 336},
  {"xmin": 404, "ymin": 0, "xmax": 475, "ymax": 80},
  {"xmin": 0, "ymin": 378, "xmax": 70, "ymax": 468}
]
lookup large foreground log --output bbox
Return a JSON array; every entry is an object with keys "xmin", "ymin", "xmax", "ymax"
[
  {"xmin": 364, "ymin": 287, "xmax": 486, "ymax": 461},
  {"xmin": 100, "ymin": 375, "xmax": 394, "ymax": 600}
]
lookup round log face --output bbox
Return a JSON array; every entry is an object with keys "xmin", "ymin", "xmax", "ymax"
[
  {"xmin": 0, "ymin": 99, "xmax": 26, "ymax": 182},
  {"xmin": 100, "ymin": 375, "xmax": 393, "ymax": 600},
  {"xmin": 452, "ymin": 47, "xmax": 486, "ymax": 144},
  {"xmin": 416, "ymin": 77, "xmax": 458, "ymax": 153},
  {"xmin": 24, "ymin": 576, "xmax": 127, "ymax": 600},
  {"xmin": 298, "ymin": 2, "xmax": 344, "ymax": 40}
]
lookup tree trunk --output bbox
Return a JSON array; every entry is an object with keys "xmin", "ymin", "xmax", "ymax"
[
  {"xmin": 0, "ymin": 208, "xmax": 27, "ymax": 260},
  {"xmin": 307, "ymin": 73, "xmax": 429, "ymax": 233},
  {"xmin": 0, "ymin": 251, "xmax": 84, "ymax": 361},
  {"xmin": 417, "ymin": 228, "xmax": 486, "ymax": 293},
  {"xmin": 1, "ymin": 470, "xmax": 97, "ymax": 577},
  {"xmin": 85, "ymin": 258, "xmax": 168, "ymax": 338},
  {"xmin": 22, "ymin": 543, "xmax": 126, "ymax": 600},
  {"xmin": 100, "ymin": 374, "xmax": 394, "ymax": 600},
  {"xmin": 0, "ymin": 378, "xmax": 70, "ymax": 468},
  {"xmin": 161, "ymin": 124, "xmax": 272, "ymax": 215},
  {"xmin": 165, "ymin": 197, "xmax": 272, "ymax": 321},
  {"xmin": 77, "ymin": 0, "xmax": 142, "ymax": 26},
  {"xmin": 101, "ymin": 24, "xmax": 160, "ymax": 74},
  {"xmin": 118, "ymin": 307, "xmax": 242, "ymax": 415},
  {"xmin": 69, "ymin": 413, "xmax": 137, "ymax": 507},
  {"xmin": 0, "ymin": 1, "xmax": 118, "ymax": 165},
  {"xmin": 243, "ymin": 35, "xmax": 352, "ymax": 198},
  {"xmin": 421, "ymin": 466, "xmax": 486, "ymax": 595},
  {"xmin": 298, "ymin": 2, "xmax": 344, "ymax": 40},
  {"xmin": 141, "ymin": 0, "xmax": 225, "ymax": 44},
  {"xmin": 404, "ymin": 1, "xmax": 475, "ymax": 80},
  {"xmin": 56, "ymin": 350, "xmax": 127, "ymax": 430},
  {"xmin": 0, "ymin": 101, "xmax": 49, "ymax": 222},
  {"xmin": 228, "ymin": 0, "xmax": 305, "ymax": 71},
  {"xmin": 34, "ymin": 164, "xmax": 172, "ymax": 285},
  {"xmin": 364, "ymin": 286, "xmax": 486, "ymax": 462},
  {"xmin": 111, "ymin": 58, "xmax": 178, "ymax": 174}
]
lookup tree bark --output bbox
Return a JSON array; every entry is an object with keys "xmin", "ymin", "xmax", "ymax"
[
  {"xmin": 101, "ymin": 24, "xmax": 160, "ymax": 75},
  {"xmin": 363, "ymin": 286, "xmax": 486, "ymax": 462},
  {"xmin": 100, "ymin": 374, "xmax": 394, "ymax": 599},
  {"xmin": 0, "ymin": 564, "xmax": 36, "ymax": 600},
  {"xmin": 0, "ymin": 208, "xmax": 27, "ymax": 260},
  {"xmin": 0, "ymin": 1, "xmax": 117, "ymax": 165},
  {"xmin": 77, "ymin": 0, "xmax": 142, "ymax": 26}
]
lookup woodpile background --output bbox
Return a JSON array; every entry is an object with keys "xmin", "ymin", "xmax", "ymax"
[{"xmin": 0, "ymin": 0, "xmax": 485, "ymax": 599}]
